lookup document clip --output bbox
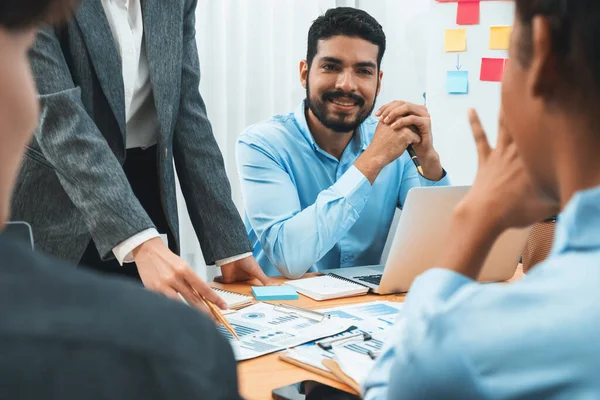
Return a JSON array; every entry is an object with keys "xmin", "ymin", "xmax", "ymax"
[
  {"xmin": 316, "ymin": 328, "xmax": 372, "ymax": 351},
  {"xmin": 273, "ymin": 303, "xmax": 331, "ymax": 322}
]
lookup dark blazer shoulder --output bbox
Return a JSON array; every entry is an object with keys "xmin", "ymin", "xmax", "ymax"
[{"xmin": 0, "ymin": 237, "xmax": 232, "ymax": 363}]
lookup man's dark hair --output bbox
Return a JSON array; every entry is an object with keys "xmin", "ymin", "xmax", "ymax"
[
  {"xmin": 516, "ymin": 0, "xmax": 600, "ymax": 109},
  {"xmin": 306, "ymin": 7, "xmax": 386, "ymax": 70},
  {"xmin": 0, "ymin": 0, "xmax": 76, "ymax": 31}
]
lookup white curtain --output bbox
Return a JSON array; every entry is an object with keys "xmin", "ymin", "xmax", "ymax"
[{"xmin": 178, "ymin": 0, "xmax": 431, "ymax": 280}]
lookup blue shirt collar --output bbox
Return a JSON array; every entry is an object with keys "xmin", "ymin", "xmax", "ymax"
[
  {"xmin": 552, "ymin": 185, "xmax": 600, "ymax": 255},
  {"xmin": 293, "ymin": 100, "xmax": 370, "ymax": 154}
]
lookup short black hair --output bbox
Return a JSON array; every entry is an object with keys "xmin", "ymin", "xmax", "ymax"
[
  {"xmin": 306, "ymin": 7, "xmax": 386, "ymax": 70},
  {"xmin": 516, "ymin": 0, "xmax": 600, "ymax": 109},
  {"xmin": 0, "ymin": 0, "xmax": 76, "ymax": 31}
]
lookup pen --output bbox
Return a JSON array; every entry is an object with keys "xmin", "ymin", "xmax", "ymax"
[
  {"xmin": 367, "ymin": 350, "xmax": 381, "ymax": 360},
  {"xmin": 201, "ymin": 297, "xmax": 240, "ymax": 340},
  {"xmin": 191, "ymin": 288, "xmax": 239, "ymax": 341},
  {"xmin": 406, "ymin": 91, "xmax": 428, "ymax": 177},
  {"xmin": 407, "ymin": 145, "xmax": 424, "ymax": 176}
]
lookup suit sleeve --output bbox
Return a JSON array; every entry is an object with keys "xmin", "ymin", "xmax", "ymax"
[
  {"xmin": 29, "ymin": 27, "xmax": 154, "ymax": 259},
  {"xmin": 172, "ymin": 0, "xmax": 253, "ymax": 264}
]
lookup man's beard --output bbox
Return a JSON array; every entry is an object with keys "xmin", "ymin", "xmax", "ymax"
[{"xmin": 306, "ymin": 78, "xmax": 378, "ymax": 133}]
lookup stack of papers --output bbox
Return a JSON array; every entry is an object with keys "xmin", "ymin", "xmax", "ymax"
[
  {"xmin": 280, "ymin": 301, "xmax": 404, "ymax": 386},
  {"xmin": 220, "ymin": 302, "xmax": 353, "ymax": 361}
]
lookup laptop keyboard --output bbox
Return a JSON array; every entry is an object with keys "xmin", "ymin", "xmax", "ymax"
[{"xmin": 356, "ymin": 274, "xmax": 382, "ymax": 286}]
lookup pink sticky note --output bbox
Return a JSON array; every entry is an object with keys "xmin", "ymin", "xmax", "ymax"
[
  {"xmin": 480, "ymin": 58, "xmax": 506, "ymax": 82},
  {"xmin": 457, "ymin": 1, "xmax": 480, "ymax": 25}
]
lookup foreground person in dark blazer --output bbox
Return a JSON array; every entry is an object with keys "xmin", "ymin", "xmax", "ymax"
[{"xmin": 0, "ymin": 1, "xmax": 240, "ymax": 398}]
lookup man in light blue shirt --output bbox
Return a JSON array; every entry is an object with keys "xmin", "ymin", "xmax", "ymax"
[
  {"xmin": 237, "ymin": 8, "xmax": 450, "ymax": 278},
  {"xmin": 363, "ymin": 1, "xmax": 600, "ymax": 398}
]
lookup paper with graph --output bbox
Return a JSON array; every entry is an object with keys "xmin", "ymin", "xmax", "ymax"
[
  {"xmin": 220, "ymin": 302, "xmax": 352, "ymax": 361},
  {"xmin": 281, "ymin": 301, "xmax": 405, "ymax": 384}
]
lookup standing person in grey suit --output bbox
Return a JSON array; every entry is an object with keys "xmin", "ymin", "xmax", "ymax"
[
  {"xmin": 0, "ymin": 0, "xmax": 241, "ymax": 398},
  {"xmin": 11, "ymin": 0, "xmax": 271, "ymax": 308}
]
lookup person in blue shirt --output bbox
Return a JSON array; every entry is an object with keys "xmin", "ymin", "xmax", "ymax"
[
  {"xmin": 236, "ymin": 8, "xmax": 450, "ymax": 278},
  {"xmin": 363, "ymin": 1, "xmax": 600, "ymax": 398}
]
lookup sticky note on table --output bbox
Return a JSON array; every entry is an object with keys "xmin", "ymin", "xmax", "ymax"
[
  {"xmin": 447, "ymin": 70, "xmax": 469, "ymax": 94},
  {"xmin": 457, "ymin": 1, "xmax": 480, "ymax": 25},
  {"xmin": 252, "ymin": 285, "xmax": 299, "ymax": 301},
  {"xmin": 480, "ymin": 58, "xmax": 506, "ymax": 82},
  {"xmin": 489, "ymin": 26, "xmax": 512, "ymax": 50},
  {"xmin": 444, "ymin": 28, "xmax": 467, "ymax": 52}
]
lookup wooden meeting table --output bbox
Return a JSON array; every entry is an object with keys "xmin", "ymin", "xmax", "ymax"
[{"xmin": 211, "ymin": 267, "xmax": 524, "ymax": 400}]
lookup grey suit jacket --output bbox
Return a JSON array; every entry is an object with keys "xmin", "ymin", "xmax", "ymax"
[{"xmin": 11, "ymin": 0, "xmax": 252, "ymax": 264}]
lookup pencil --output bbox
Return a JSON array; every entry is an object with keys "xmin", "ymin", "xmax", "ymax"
[
  {"xmin": 407, "ymin": 145, "xmax": 424, "ymax": 176},
  {"xmin": 201, "ymin": 296, "xmax": 240, "ymax": 340}
]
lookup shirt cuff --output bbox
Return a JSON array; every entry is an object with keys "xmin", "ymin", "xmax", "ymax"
[
  {"xmin": 113, "ymin": 228, "xmax": 161, "ymax": 265},
  {"xmin": 418, "ymin": 169, "xmax": 451, "ymax": 187},
  {"xmin": 215, "ymin": 252, "xmax": 253, "ymax": 267},
  {"xmin": 331, "ymin": 165, "xmax": 372, "ymax": 212}
]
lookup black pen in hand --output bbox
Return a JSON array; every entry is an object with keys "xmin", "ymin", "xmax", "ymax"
[{"xmin": 407, "ymin": 145, "xmax": 424, "ymax": 176}]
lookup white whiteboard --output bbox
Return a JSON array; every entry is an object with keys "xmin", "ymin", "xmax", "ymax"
[{"xmin": 426, "ymin": 0, "xmax": 514, "ymax": 185}]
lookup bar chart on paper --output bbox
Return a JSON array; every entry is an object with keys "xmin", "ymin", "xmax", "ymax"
[
  {"xmin": 222, "ymin": 303, "xmax": 353, "ymax": 361},
  {"xmin": 268, "ymin": 314, "xmax": 299, "ymax": 326},
  {"xmin": 217, "ymin": 323, "xmax": 260, "ymax": 340}
]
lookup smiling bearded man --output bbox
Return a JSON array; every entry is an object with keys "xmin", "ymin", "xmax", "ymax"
[{"xmin": 236, "ymin": 7, "xmax": 450, "ymax": 279}]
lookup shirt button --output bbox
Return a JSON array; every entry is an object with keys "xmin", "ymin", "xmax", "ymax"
[{"xmin": 165, "ymin": 147, "xmax": 169, "ymax": 158}]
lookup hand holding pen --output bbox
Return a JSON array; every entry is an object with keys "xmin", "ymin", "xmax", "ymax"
[{"xmin": 375, "ymin": 100, "xmax": 444, "ymax": 181}]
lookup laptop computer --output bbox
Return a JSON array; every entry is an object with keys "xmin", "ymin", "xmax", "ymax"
[{"xmin": 324, "ymin": 186, "xmax": 531, "ymax": 295}]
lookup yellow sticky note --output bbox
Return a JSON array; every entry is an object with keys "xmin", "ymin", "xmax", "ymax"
[
  {"xmin": 444, "ymin": 28, "xmax": 467, "ymax": 52},
  {"xmin": 489, "ymin": 26, "xmax": 512, "ymax": 50}
]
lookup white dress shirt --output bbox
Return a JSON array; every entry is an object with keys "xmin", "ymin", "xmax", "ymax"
[{"xmin": 101, "ymin": 0, "xmax": 250, "ymax": 266}]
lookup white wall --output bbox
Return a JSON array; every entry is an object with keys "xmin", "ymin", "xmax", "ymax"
[
  {"xmin": 426, "ymin": 0, "xmax": 514, "ymax": 185},
  {"xmin": 178, "ymin": 0, "xmax": 442, "ymax": 279}
]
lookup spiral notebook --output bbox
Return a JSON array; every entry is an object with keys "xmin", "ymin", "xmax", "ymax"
[
  {"xmin": 283, "ymin": 274, "xmax": 369, "ymax": 301},
  {"xmin": 213, "ymin": 288, "xmax": 254, "ymax": 309}
]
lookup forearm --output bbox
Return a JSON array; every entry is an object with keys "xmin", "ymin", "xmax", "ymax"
[
  {"xmin": 258, "ymin": 167, "xmax": 371, "ymax": 278},
  {"xmin": 437, "ymin": 203, "xmax": 503, "ymax": 279}
]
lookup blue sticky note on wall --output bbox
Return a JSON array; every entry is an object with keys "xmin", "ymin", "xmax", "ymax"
[
  {"xmin": 252, "ymin": 286, "xmax": 299, "ymax": 301},
  {"xmin": 446, "ymin": 70, "xmax": 469, "ymax": 94}
]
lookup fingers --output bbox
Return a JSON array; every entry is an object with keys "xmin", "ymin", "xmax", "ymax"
[
  {"xmin": 403, "ymin": 128, "xmax": 422, "ymax": 146},
  {"xmin": 184, "ymin": 268, "xmax": 229, "ymax": 310},
  {"xmin": 173, "ymin": 277, "xmax": 206, "ymax": 308},
  {"xmin": 382, "ymin": 103, "xmax": 429, "ymax": 125},
  {"xmin": 468, "ymin": 108, "xmax": 491, "ymax": 164},
  {"xmin": 376, "ymin": 101, "xmax": 402, "ymax": 117},
  {"xmin": 243, "ymin": 260, "xmax": 273, "ymax": 286},
  {"xmin": 160, "ymin": 287, "xmax": 184, "ymax": 303},
  {"xmin": 389, "ymin": 115, "xmax": 427, "ymax": 132}
]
